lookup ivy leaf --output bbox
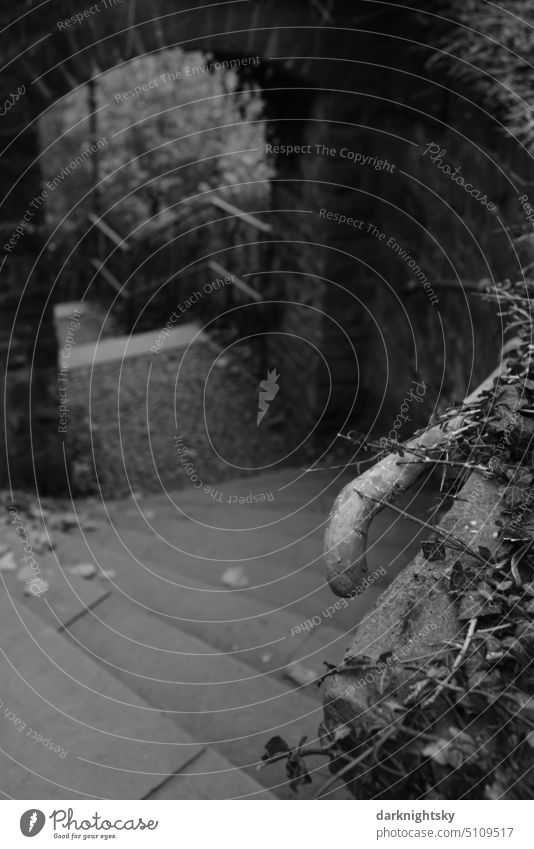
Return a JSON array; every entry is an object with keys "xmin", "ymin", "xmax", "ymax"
[
  {"xmin": 422, "ymin": 739, "xmax": 451, "ymax": 766},
  {"xmin": 262, "ymin": 736, "xmax": 290, "ymax": 764},
  {"xmin": 423, "ymin": 729, "xmax": 476, "ymax": 768},
  {"xmin": 477, "ymin": 581, "xmax": 494, "ymax": 599},
  {"xmin": 494, "ymin": 579, "xmax": 513, "ymax": 592},
  {"xmin": 513, "ymin": 692, "xmax": 534, "ymax": 720},
  {"xmin": 485, "ymin": 780, "xmax": 506, "ymax": 799},
  {"xmin": 421, "ymin": 537, "xmax": 446, "ymax": 561},
  {"xmin": 287, "ymin": 737, "xmax": 312, "ymax": 793},
  {"xmin": 458, "ymin": 592, "xmax": 484, "ymax": 620},
  {"xmin": 449, "ymin": 559, "xmax": 469, "ymax": 594},
  {"xmin": 503, "ymin": 486, "xmax": 527, "ymax": 510}
]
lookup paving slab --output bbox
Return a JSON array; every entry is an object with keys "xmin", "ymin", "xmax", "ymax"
[
  {"xmin": 2, "ymin": 553, "xmax": 110, "ymax": 633},
  {"xmin": 0, "ymin": 589, "xmax": 204, "ymax": 799},
  {"xmin": 65, "ymin": 595, "xmax": 333, "ymax": 797},
  {"xmin": 50, "ymin": 528, "xmax": 374, "ymax": 656},
  {"xmin": 148, "ymin": 748, "xmax": 276, "ymax": 800}
]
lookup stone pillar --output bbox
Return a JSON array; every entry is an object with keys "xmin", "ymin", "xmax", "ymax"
[
  {"xmin": 0, "ymin": 75, "xmax": 64, "ymax": 492},
  {"xmin": 265, "ymin": 80, "xmax": 327, "ymax": 452},
  {"xmin": 304, "ymin": 90, "xmax": 420, "ymax": 437}
]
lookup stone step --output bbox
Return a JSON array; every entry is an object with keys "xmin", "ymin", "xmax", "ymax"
[
  {"xmin": 93, "ymin": 469, "xmax": 434, "ymax": 586},
  {"xmin": 96, "ymin": 495, "xmax": 326, "ymax": 550},
  {"xmin": 78, "ymin": 539, "xmax": 356, "ymax": 685},
  {"xmin": 65, "ymin": 595, "xmax": 336, "ymax": 798},
  {"xmin": 12, "ymin": 520, "xmax": 354, "ymax": 695},
  {"xmin": 111, "ymin": 467, "xmax": 352, "ymax": 516},
  {"xmin": 1, "ymin": 550, "xmax": 110, "ymax": 633},
  {"xmin": 148, "ymin": 748, "xmax": 276, "ymax": 800},
  {"xmin": 51, "ymin": 528, "xmax": 375, "ymax": 645},
  {"xmin": 81, "ymin": 512, "xmax": 414, "ymax": 610},
  {"xmin": 0, "ymin": 587, "xmax": 206, "ymax": 799},
  {"xmin": 18, "ymin": 519, "xmax": 359, "ymax": 708}
]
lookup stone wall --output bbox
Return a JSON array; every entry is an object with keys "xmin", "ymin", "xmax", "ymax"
[{"xmin": 62, "ymin": 338, "xmax": 287, "ymax": 498}]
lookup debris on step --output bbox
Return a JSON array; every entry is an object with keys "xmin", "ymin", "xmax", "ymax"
[
  {"xmin": 221, "ymin": 566, "xmax": 249, "ymax": 588},
  {"xmin": 284, "ymin": 661, "xmax": 318, "ymax": 687},
  {"xmin": 59, "ymin": 512, "xmax": 79, "ymax": 530},
  {"xmin": 261, "ymin": 652, "xmax": 273, "ymax": 664},
  {"xmin": 68, "ymin": 563, "xmax": 97, "ymax": 579},
  {"xmin": 0, "ymin": 550, "xmax": 17, "ymax": 572},
  {"xmin": 28, "ymin": 504, "xmax": 50, "ymax": 521},
  {"xmin": 49, "ymin": 512, "xmax": 81, "ymax": 531},
  {"xmin": 28, "ymin": 529, "xmax": 54, "ymax": 554},
  {"xmin": 99, "ymin": 569, "xmax": 117, "ymax": 581}
]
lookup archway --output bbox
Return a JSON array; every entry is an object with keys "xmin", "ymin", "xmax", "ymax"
[{"xmin": 0, "ymin": 1, "xmax": 509, "ymax": 491}]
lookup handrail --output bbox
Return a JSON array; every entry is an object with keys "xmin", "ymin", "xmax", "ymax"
[
  {"xmin": 90, "ymin": 258, "xmax": 129, "ymax": 299},
  {"xmin": 88, "ymin": 213, "xmax": 130, "ymax": 252},
  {"xmin": 324, "ymin": 341, "xmax": 519, "ymax": 597},
  {"xmin": 207, "ymin": 260, "xmax": 262, "ymax": 302},
  {"xmin": 208, "ymin": 196, "xmax": 272, "ymax": 234}
]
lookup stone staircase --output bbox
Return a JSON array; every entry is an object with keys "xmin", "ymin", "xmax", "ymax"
[{"xmin": 0, "ymin": 467, "xmax": 436, "ymax": 799}]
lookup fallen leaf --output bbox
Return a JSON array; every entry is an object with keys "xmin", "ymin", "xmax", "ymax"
[
  {"xmin": 51, "ymin": 512, "xmax": 79, "ymax": 531},
  {"xmin": 221, "ymin": 566, "xmax": 249, "ymax": 588},
  {"xmin": 29, "ymin": 529, "xmax": 54, "ymax": 553},
  {"xmin": 28, "ymin": 504, "xmax": 49, "ymax": 521},
  {"xmin": 421, "ymin": 538, "xmax": 446, "ymax": 561},
  {"xmin": 284, "ymin": 662, "xmax": 317, "ymax": 687},
  {"xmin": 68, "ymin": 563, "xmax": 97, "ymax": 579}
]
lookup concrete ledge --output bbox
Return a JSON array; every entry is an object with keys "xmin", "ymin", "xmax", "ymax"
[{"xmin": 66, "ymin": 322, "xmax": 205, "ymax": 368}]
